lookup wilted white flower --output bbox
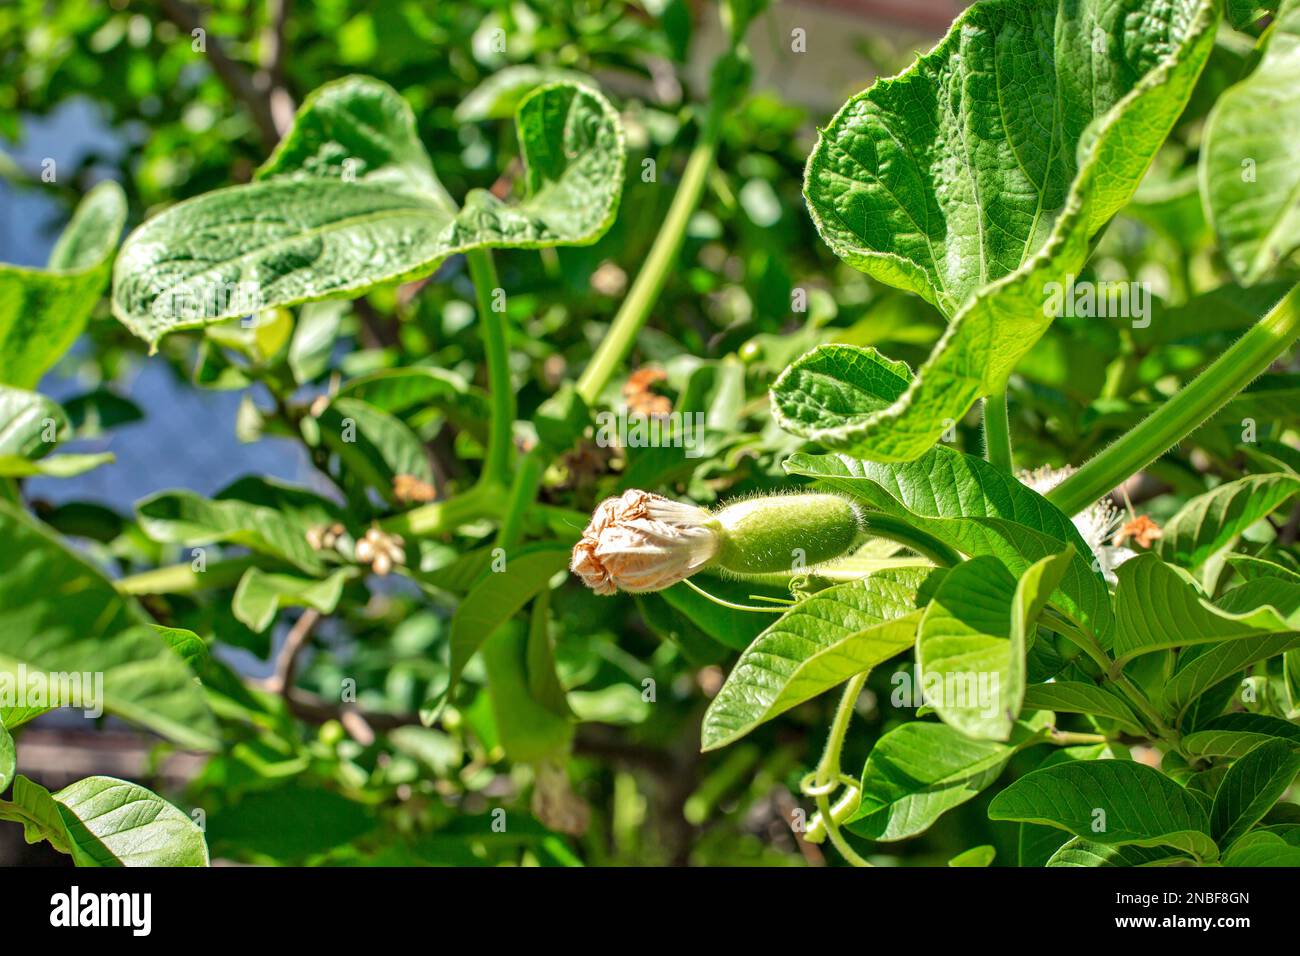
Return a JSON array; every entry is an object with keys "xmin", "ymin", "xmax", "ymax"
[
  {"xmin": 571, "ymin": 490, "xmax": 719, "ymax": 595},
  {"xmin": 1019, "ymin": 465, "xmax": 1136, "ymax": 583}
]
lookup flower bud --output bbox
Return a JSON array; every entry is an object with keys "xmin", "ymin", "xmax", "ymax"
[
  {"xmin": 571, "ymin": 489, "xmax": 861, "ymax": 595},
  {"xmin": 571, "ymin": 490, "xmax": 719, "ymax": 595}
]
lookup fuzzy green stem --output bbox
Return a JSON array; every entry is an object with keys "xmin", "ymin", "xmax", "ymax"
[
  {"xmin": 1048, "ymin": 282, "xmax": 1300, "ymax": 516},
  {"xmin": 467, "ymin": 248, "xmax": 514, "ymax": 489},
  {"xmin": 984, "ymin": 386, "xmax": 1013, "ymax": 474},
  {"xmin": 575, "ymin": 115, "xmax": 720, "ymax": 405}
]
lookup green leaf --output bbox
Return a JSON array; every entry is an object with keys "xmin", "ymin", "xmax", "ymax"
[
  {"xmin": 0, "ymin": 451, "xmax": 114, "ymax": 478},
  {"xmin": 482, "ymin": 620, "xmax": 573, "ymax": 763},
  {"xmin": 444, "ymin": 543, "xmax": 572, "ymax": 707},
  {"xmin": 0, "ymin": 181, "xmax": 126, "ymax": 388},
  {"xmin": 151, "ymin": 625, "xmax": 210, "ymax": 670},
  {"xmin": 454, "ymin": 65, "xmax": 594, "ymax": 122},
  {"xmin": 1045, "ymin": 838, "xmax": 1193, "ymax": 867},
  {"xmin": 1222, "ymin": 830, "xmax": 1300, "ymax": 866},
  {"xmin": 948, "ymin": 845, "xmax": 995, "ymax": 867},
  {"xmin": 288, "ymin": 300, "xmax": 346, "ymax": 384},
  {"xmin": 0, "ymin": 774, "xmax": 208, "ymax": 866},
  {"xmin": 771, "ymin": 344, "xmax": 911, "ymax": 444},
  {"xmin": 1163, "ymin": 634, "xmax": 1300, "ymax": 720},
  {"xmin": 1184, "ymin": 713, "xmax": 1300, "ymax": 759},
  {"xmin": 846, "ymin": 711, "xmax": 1052, "ymax": 841},
  {"xmin": 317, "ymin": 396, "xmax": 433, "ymax": 503},
  {"xmin": 989, "ymin": 759, "xmax": 1218, "ymax": 861},
  {"xmin": 784, "ymin": 448, "xmax": 1112, "ymax": 641},
  {"xmin": 336, "ymin": 366, "xmax": 491, "ymax": 442},
  {"xmin": 1201, "ymin": 0, "xmax": 1300, "ymax": 284},
  {"xmin": 0, "ymin": 501, "xmax": 217, "ymax": 749},
  {"xmin": 796, "ymin": 0, "xmax": 1219, "ymax": 461},
  {"xmin": 0, "ymin": 717, "xmax": 13, "ymax": 793},
  {"xmin": 1210, "ymin": 738, "xmax": 1300, "ymax": 847},
  {"xmin": 260, "ymin": 75, "xmax": 456, "ymax": 202},
  {"xmin": 0, "ymin": 385, "xmax": 66, "ymax": 459},
  {"xmin": 1021, "ymin": 682, "xmax": 1144, "ymax": 736},
  {"xmin": 232, "ymin": 567, "xmax": 352, "ymax": 632},
  {"xmin": 918, "ymin": 550, "xmax": 1071, "ymax": 741},
  {"xmin": 112, "ymin": 79, "xmax": 625, "ymax": 344},
  {"xmin": 136, "ymin": 489, "xmax": 325, "ymax": 574},
  {"xmin": 701, "ymin": 567, "xmax": 940, "ymax": 751},
  {"xmin": 1112, "ymin": 553, "xmax": 1298, "ymax": 665},
  {"xmin": 1157, "ymin": 474, "xmax": 1300, "ymax": 570},
  {"xmin": 1227, "ymin": 553, "xmax": 1300, "ymax": 585}
]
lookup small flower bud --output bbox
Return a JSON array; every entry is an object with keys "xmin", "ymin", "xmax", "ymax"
[{"xmin": 571, "ymin": 490, "xmax": 720, "ymax": 595}]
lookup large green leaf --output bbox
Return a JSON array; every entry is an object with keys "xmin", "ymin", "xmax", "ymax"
[
  {"xmin": 792, "ymin": 0, "xmax": 1219, "ymax": 461},
  {"xmin": 1112, "ymin": 553, "xmax": 1298, "ymax": 665},
  {"xmin": 701, "ymin": 567, "xmax": 940, "ymax": 751},
  {"xmin": 0, "ymin": 181, "xmax": 126, "ymax": 388},
  {"xmin": 0, "ymin": 774, "xmax": 208, "ymax": 866},
  {"xmin": 988, "ymin": 759, "xmax": 1218, "ymax": 861},
  {"xmin": 917, "ymin": 550, "xmax": 1071, "ymax": 741},
  {"xmin": 1201, "ymin": 0, "xmax": 1300, "ymax": 284},
  {"xmin": 1210, "ymin": 737, "xmax": 1300, "ymax": 847},
  {"xmin": 784, "ymin": 449, "xmax": 1112, "ymax": 641},
  {"xmin": 846, "ymin": 711, "xmax": 1052, "ymax": 841},
  {"xmin": 1157, "ymin": 474, "xmax": 1300, "ymax": 570},
  {"xmin": 112, "ymin": 77, "xmax": 625, "ymax": 344},
  {"xmin": 0, "ymin": 501, "xmax": 217, "ymax": 749}
]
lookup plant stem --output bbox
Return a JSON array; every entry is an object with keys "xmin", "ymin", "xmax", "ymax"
[
  {"xmin": 466, "ymin": 247, "xmax": 514, "ymax": 489},
  {"xmin": 1048, "ymin": 282, "xmax": 1300, "ymax": 515},
  {"xmin": 809, "ymin": 672, "xmax": 872, "ymax": 867},
  {"xmin": 859, "ymin": 514, "xmax": 963, "ymax": 567},
  {"xmin": 381, "ymin": 484, "xmax": 498, "ymax": 537},
  {"xmin": 1048, "ymin": 730, "xmax": 1109, "ymax": 746},
  {"xmin": 575, "ymin": 114, "xmax": 720, "ymax": 405},
  {"xmin": 984, "ymin": 386, "xmax": 1013, "ymax": 473},
  {"xmin": 494, "ymin": 448, "xmax": 546, "ymax": 552}
]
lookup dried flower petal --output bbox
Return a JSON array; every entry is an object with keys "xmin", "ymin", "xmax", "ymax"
[{"xmin": 571, "ymin": 490, "xmax": 719, "ymax": 595}]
